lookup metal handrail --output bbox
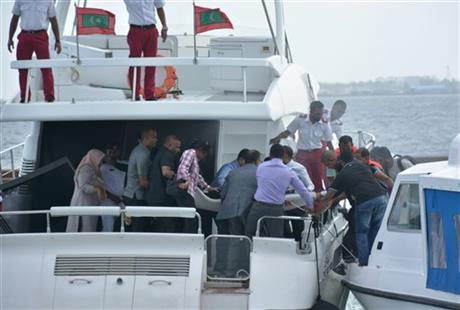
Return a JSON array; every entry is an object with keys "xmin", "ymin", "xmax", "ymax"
[
  {"xmin": 10, "ymin": 56, "xmax": 283, "ymax": 73},
  {"xmin": 0, "ymin": 142, "xmax": 25, "ymax": 155},
  {"xmin": 0, "ymin": 142, "xmax": 25, "ymax": 181},
  {"xmin": 255, "ymin": 215, "xmax": 311, "ymax": 237},
  {"xmin": 343, "ymin": 130, "xmax": 376, "ymax": 149},
  {"xmin": 0, "ymin": 210, "xmax": 51, "ymax": 232},
  {"xmin": 204, "ymin": 234, "xmax": 252, "ymax": 282},
  {"xmin": 10, "ymin": 56, "xmax": 283, "ymax": 103},
  {"xmin": 0, "ymin": 206, "xmax": 203, "ymax": 234}
]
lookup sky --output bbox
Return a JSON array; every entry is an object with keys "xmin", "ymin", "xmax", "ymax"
[{"xmin": 0, "ymin": 0, "xmax": 459, "ymax": 100}]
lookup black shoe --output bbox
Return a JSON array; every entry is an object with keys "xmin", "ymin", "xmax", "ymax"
[
  {"xmin": 145, "ymin": 96, "xmax": 158, "ymax": 101},
  {"xmin": 45, "ymin": 97, "xmax": 55, "ymax": 103},
  {"xmin": 20, "ymin": 98, "xmax": 25, "ymax": 103},
  {"xmin": 133, "ymin": 96, "xmax": 141, "ymax": 101}
]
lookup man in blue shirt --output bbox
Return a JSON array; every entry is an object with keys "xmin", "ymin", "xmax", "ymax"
[{"xmin": 211, "ymin": 148, "xmax": 249, "ymax": 189}]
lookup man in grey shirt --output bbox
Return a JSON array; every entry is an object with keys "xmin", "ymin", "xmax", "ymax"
[
  {"xmin": 213, "ymin": 150, "xmax": 260, "ymax": 277},
  {"xmin": 123, "ymin": 128, "xmax": 158, "ymax": 231}
]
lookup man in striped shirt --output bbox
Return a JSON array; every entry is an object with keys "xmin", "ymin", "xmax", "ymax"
[{"xmin": 174, "ymin": 140, "xmax": 218, "ymax": 234}]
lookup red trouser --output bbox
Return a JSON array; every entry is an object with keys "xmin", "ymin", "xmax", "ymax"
[
  {"xmin": 16, "ymin": 31, "xmax": 54, "ymax": 101},
  {"xmin": 296, "ymin": 149, "xmax": 325, "ymax": 212},
  {"xmin": 127, "ymin": 26, "xmax": 158, "ymax": 99}
]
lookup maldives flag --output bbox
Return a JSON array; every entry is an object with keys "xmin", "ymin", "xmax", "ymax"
[
  {"xmin": 194, "ymin": 5, "xmax": 233, "ymax": 34},
  {"xmin": 76, "ymin": 7, "xmax": 115, "ymax": 35}
]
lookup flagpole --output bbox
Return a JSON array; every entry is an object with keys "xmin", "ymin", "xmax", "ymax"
[
  {"xmin": 193, "ymin": 1, "xmax": 197, "ymax": 64},
  {"xmin": 75, "ymin": 4, "xmax": 81, "ymax": 64}
]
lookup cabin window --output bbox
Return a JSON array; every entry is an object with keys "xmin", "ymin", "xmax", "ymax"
[
  {"xmin": 429, "ymin": 213, "xmax": 447, "ymax": 269},
  {"xmin": 455, "ymin": 215, "xmax": 460, "ymax": 270},
  {"xmin": 387, "ymin": 183, "xmax": 421, "ymax": 231}
]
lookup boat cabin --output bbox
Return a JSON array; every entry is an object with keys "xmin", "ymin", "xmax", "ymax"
[{"xmin": 345, "ymin": 134, "xmax": 460, "ymax": 309}]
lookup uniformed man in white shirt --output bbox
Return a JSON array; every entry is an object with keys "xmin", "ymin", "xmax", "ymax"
[
  {"xmin": 8, "ymin": 0, "xmax": 61, "ymax": 103},
  {"xmin": 324, "ymin": 99, "xmax": 347, "ymax": 138},
  {"xmin": 123, "ymin": 0, "xmax": 168, "ymax": 101},
  {"xmin": 270, "ymin": 100, "xmax": 333, "ymax": 211}
]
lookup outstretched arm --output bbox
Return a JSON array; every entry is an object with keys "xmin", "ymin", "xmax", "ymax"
[{"xmin": 269, "ymin": 130, "xmax": 292, "ymax": 145}]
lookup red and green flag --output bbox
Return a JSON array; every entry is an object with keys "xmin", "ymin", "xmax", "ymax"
[
  {"xmin": 194, "ymin": 5, "xmax": 233, "ymax": 34},
  {"xmin": 76, "ymin": 7, "xmax": 115, "ymax": 35}
]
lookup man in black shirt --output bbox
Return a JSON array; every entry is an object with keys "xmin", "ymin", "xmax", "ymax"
[
  {"xmin": 323, "ymin": 149, "xmax": 388, "ymax": 266},
  {"xmin": 144, "ymin": 135, "xmax": 182, "ymax": 232}
]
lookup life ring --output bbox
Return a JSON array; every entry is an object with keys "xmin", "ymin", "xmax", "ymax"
[{"xmin": 127, "ymin": 54, "xmax": 178, "ymax": 99}]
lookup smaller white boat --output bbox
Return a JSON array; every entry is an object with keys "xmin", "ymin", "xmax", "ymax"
[{"xmin": 343, "ymin": 133, "xmax": 460, "ymax": 309}]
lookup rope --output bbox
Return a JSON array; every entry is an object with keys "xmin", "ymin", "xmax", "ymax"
[{"xmin": 313, "ymin": 216, "xmax": 322, "ymax": 301}]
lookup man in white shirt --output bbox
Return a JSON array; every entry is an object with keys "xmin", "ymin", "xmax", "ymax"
[
  {"xmin": 270, "ymin": 100, "xmax": 333, "ymax": 211},
  {"xmin": 8, "ymin": 0, "xmax": 61, "ymax": 103},
  {"xmin": 123, "ymin": 0, "xmax": 168, "ymax": 101},
  {"xmin": 323, "ymin": 100, "xmax": 347, "ymax": 138},
  {"xmin": 282, "ymin": 145, "xmax": 314, "ymax": 191}
]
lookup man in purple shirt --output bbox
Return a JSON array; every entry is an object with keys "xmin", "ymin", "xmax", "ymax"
[{"xmin": 246, "ymin": 144, "xmax": 316, "ymax": 238}]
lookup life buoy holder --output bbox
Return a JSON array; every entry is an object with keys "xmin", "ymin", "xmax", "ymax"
[{"xmin": 127, "ymin": 54, "xmax": 178, "ymax": 99}]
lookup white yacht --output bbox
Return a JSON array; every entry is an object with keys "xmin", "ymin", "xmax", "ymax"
[
  {"xmin": 343, "ymin": 134, "xmax": 460, "ymax": 309},
  {"xmin": 0, "ymin": 1, "xmax": 354, "ymax": 309}
]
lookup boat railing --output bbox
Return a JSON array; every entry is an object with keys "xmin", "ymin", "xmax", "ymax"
[
  {"xmin": 205, "ymin": 234, "xmax": 252, "ymax": 282},
  {"xmin": 10, "ymin": 56, "xmax": 283, "ymax": 103},
  {"xmin": 0, "ymin": 206, "xmax": 202, "ymax": 234},
  {"xmin": 255, "ymin": 215, "xmax": 312, "ymax": 239},
  {"xmin": 0, "ymin": 142, "xmax": 25, "ymax": 183},
  {"xmin": 343, "ymin": 130, "xmax": 376, "ymax": 149}
]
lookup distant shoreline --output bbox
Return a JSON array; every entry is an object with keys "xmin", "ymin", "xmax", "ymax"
[{"xmin": 320, "ymin": 92, "xmax": 460, "ymax": 98}]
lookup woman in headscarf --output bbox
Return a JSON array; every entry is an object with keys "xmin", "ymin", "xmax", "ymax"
[{"xmin": 66, "ymin": 149, "xmax": 107, "ymax": 232}]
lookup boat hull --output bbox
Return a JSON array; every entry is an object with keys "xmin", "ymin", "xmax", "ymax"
[{"xmin": 344, "ymin": 281, "xmax": 460, "ymax": 310}]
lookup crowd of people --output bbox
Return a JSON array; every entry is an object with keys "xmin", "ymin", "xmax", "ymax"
[
  {"xmin": 65, "ymin": 98, "xmax": 401, "ymax": 271},
  {"xmin": 7, "ymin": 0, "xmax": 414, "ymax": 275}
]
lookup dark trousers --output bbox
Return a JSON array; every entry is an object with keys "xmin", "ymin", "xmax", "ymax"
[
  {"xmin": 123, "ymin": 196, "xmax": 149, "ymax": 232},
  {"xmin": 284, "ymin": 208, "xmax": 306, "ymax": 241},
  {"xmin": 343, "ymin": 207, "xmax": 357, "ymax": 259},
  {"xmin": 246, "ymin": 201, "xmax": 284, "ymax": 237},
  {"xmin": 148, "ymin": 200, "xmax": 180, "ymax": 233},
  {"xmin": 174, "ymin": 191, "xmax": 216, "ymax": 236},
  {"xmin": 214, "ymin": 217, "xmax": 249, "ymax": 275}
]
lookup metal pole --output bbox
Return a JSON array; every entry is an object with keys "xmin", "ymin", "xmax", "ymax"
[
  {"xmin": 243, "ymin": 67, "xmax": 247, "ymax": 102},
  {"xmin": 75, "ymin": 4, "xmax": 81, "ymax": 64},
  {"xmin": 261, "ymin": 0, "xmax": 279, "ymax": 55},
  {"xmin": 132, "ymin": 67, "xmax": 137, "ymax": 101},
  {"xmin": 193, "ymin": 1, "xmax": 198, "ymax": 64},
  {"xmin": 120, "ymin": 212, "xmax": 125, "ymax": 232},
  {"xmin": 71, "ymin": 0, "xmax": 81, "ymax": 36},
  {"xmin": 9, "ymin": 150, "xmax": 14, "ymax": 174},
  {"xmin": 24, "ymin": 69, "xmax": 30, "ymax": 103},
  {"xmin": 46, "ymin": 213, "xmax": 51, "ymax": 233}
]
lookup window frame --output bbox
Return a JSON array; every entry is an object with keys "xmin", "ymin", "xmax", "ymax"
[{"xmin": 387, "ymin": 182, "xmax": 422, "ymax": 233}]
